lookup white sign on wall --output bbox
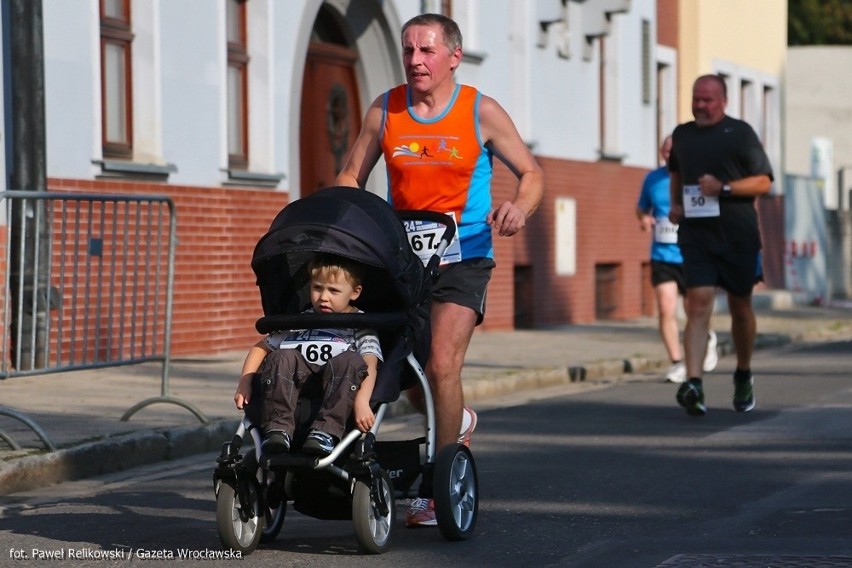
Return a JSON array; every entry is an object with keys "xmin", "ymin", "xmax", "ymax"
[
  {"xmin": 810, "ymin": 137, "xmax": 836, "ymax": 210},
  {"xmin": 555, "ymin": 197, "xmax": 576, "ymax": 276}
]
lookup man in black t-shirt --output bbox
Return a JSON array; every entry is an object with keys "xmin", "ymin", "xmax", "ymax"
[{"xmin": 668, "ymin": 74, "xmax": 773, "ymax": 417}]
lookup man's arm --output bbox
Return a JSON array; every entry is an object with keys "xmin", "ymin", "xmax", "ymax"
[
  {"xmin": 335, "ymin": 96, "xmax": 385, "ymax": 188},
  {"xmin": 636, "ymin": 206, "xmax": 654, "ymax": 232},
  {"xmin": 668, "ymin": 171, "xmax": 684, "ymax": 223},
  {"xmin": 478, "ymin": 95, "xmax": 544, "ymax": 237},
  {"xmin": 698, "ymin": 173, "xmax": 772, "ymax": 198}
]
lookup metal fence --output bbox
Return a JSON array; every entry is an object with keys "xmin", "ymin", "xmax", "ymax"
[{"xmin": 0, "ymin": 191, "xmax": 205, "ymax": 451}]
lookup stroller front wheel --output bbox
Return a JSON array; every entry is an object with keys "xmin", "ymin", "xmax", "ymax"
[
  {"xmin": 241, "ymin": 452, "xmax": 286, "ymax": 543},
  {"xmin": 216, "ymin": 478, "xmax": 263, "ymax": 554},
  {"xmin": 434, "ymin": 443, "xmax": 479, "ymax": 541},
  {"xmin": 352, "ymin": 471, "xmax": 395, "ymax": 553}
]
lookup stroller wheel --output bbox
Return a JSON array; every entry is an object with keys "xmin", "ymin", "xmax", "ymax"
[
  {"xmin": 216, "ymin": 477, "xmax": 263, "ymax": 555},
  {"xmin": 434, "ymin": 443, "xmax": 478, "ymax": 541},
  {"xmin": 352, "ymin": 471, "xmax": 395, "ymax": 554},
  {"xmin": 241, "ymin": 452, "xmax": 286, "ymax": 543}
]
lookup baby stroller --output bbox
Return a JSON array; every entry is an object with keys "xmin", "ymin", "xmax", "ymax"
[{"xmin": 213, "ymin": 187, "xmax": 479, "ymax": 555}]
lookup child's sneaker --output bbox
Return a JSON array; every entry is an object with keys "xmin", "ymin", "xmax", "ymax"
[
  {"xmin": 676, "ymin": 378, "xmax": 707, "ymax": 416},
  {"xmin": 301, "ymin": 429, "xmax": 337, "ymax": 456},
  {"xmin": 733, "ymin": 370, "xmax": 755, "ymax": 412},
  {"xmin": 457, "ymin": 406, "xmax": 477, "ymax": 447},
  {"xmin": 405, "ymin": 498, "xmax": 436, "ymax": 527},
  {"xmin": 262, "ymin": 430, "xmax": 290, "ymax": 454}
]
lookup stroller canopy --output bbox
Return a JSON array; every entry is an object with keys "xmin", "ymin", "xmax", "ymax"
[{"xmin": 252, "ymin": 186, "xmax": 428, "ymax": 330}]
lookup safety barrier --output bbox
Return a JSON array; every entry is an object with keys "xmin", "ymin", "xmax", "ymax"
[{"xmin": 0, "ymin": 191, "xmax": 207, "ymax": 452}]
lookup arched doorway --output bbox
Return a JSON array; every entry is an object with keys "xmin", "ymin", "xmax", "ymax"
[{"xmin": 299, "ymin": 5, "xmax": 361, "ymax": 198}]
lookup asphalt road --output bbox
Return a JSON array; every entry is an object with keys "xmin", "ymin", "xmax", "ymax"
[{"xmin": 1, "ymin": 339, "xmax": 851, "ymax": 567}]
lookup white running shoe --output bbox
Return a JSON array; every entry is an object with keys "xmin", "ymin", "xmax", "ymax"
[
  {"xmin": 457, "ymin": 406, "xmax": 477, "ymax": 447},
  {"xmin": 703, "ymin": 331, "xmax": 719, "ymax": 372},
  {"xmin": 665, "ymin": 361, "xmax": 687, "ymax": 383}
]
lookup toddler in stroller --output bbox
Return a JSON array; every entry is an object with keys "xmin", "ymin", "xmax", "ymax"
[
  {"xmin": 213, "ymin": 187, "xmax": 479, "ymax": 555},
  {"xmin": 233, "ymin": 252, "xmax": 383, "ymax": 457}
]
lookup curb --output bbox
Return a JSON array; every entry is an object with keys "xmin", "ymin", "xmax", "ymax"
[{"xmin": 0, "ymin": 420, "xmax": 238, "ymax": 496}]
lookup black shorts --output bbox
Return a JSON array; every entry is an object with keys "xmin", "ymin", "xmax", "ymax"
[
  {"xmin": 650, "ymin": 261, "xmax": 686, "ymax": 295},
  {"xmin": 432, "ymin": 257, "xmax": 495, "ymax": 326},
  {"xmin": 681, "ymin": 245, "xmax": 763, "ymax": 297}
]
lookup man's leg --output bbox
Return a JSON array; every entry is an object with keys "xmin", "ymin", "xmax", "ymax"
[
  {"xmin": 727, "ymin": 291, "xmax": 756, "ymax": 370},
  {"xmin": 655, "ymin": 281, "xmax": 682, "ymax": 362},
  {"xmin": 683, "ymin": 286, "xmax": 715, "ymax": 378},
  {"xmin": 427, "ymin": 301, "xmax": 476, "ymax": 451}
]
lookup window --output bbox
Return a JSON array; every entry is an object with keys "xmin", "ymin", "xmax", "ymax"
[
  {"xmin": 641, "ymin": 19, "xmax": 651, "ymax": 105},
  {"xmin": 655, "ymin": 44, "xmax": 677, "ymax": 151},
  {"xmin": 100, "ymin": 0, "xmax": 133, "ymax": 159},
  {"xmin": 226, "ymin": 0, "xmax": 249, "ymax": 169}
]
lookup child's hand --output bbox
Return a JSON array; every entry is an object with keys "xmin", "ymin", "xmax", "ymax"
[
  {"xmin": 234, "ymin": 375, "xmax": 252, "ymax": 410},
  {"xmin": 353, "ymin": 398, "xmax": 375, "ymax": 433}
]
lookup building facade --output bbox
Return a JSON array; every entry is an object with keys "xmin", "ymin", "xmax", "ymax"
[{"xmin": 1, "ymin": 0, "xmax": 787, "ymax": 358}]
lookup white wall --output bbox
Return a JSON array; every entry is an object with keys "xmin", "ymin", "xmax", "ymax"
[
  {"xmin": 43, "ymin": 0, "xmax": 99, "ymax": 179},
  {"xmin": 454, "ymin": 0, "xmax": 657, "ymax": 168},
  {"xmin": 786, "ymin": 47, "xmax": 852, "ymax": 186},
  {"xmin": 40, "ymin": 0, "xmax": 664, "ymax": 191}
]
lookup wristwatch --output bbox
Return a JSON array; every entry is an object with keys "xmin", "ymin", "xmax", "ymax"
[{"xmin": 721, "ymin": 184, "xmax": 732, "ymax": 196}]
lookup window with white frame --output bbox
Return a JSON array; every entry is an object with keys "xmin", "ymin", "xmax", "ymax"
[
  {"xmin": 655, "ymin": 45, "xmax": 677, "ymax": 150},
  {"xmin": 715, "ymin": 63, "xmax": 781, "ymax": 195},
  {"xmin": 226, "ymin": 0, "xmax": 249, "ymax": 169},
  {"xmin": 100, "ymin": 0, "xmax": 133, "ymax": 159}
]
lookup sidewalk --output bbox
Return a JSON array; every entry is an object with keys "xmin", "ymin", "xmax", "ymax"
[{"xmin": 2, "ymin": 294, "xmax": 851, "ymax": 495}]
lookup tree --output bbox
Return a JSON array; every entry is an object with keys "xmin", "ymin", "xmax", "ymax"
[{"xmin": 788, "ymin": 0, "xmax": 852, "ymax": 45}]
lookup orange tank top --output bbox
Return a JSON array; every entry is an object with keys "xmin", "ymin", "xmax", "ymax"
[{"xmin": 380, "ymin": 84, "xmax": 493, "ymax": 259}]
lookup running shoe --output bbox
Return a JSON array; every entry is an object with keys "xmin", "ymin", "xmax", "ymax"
[
  {"xmin": 664, "ymin": 361, "xmax": 686, "ymax": 384},
  {"xmin": 261, "ymin": 430, "xmax": 291, "ymax": 454},
  {"xmin": 676, "ymin": 378, "xmax": 706, "ymax": 416},
  {"xmin": 733, "ymin": 371, "xmax": 755, "ymax": 412},
  {"xmin": 703, "ymin": 331, "xmax": 719, "ymax": 372},
  {"xmin": 458, "ymin": 405, "xmax": 478, "ymax": 446},
  {"xmin": 405, "ymin": 498, "xmax": 437, "ymax": 527},
  {"xmin": 301, "ymin": 429, "xmax": 337, "ymax": 456}
]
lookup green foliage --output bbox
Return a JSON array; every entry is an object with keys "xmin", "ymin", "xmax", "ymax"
[{"xmin": 788, "ymin": 0, "xmax": 852, "ymax": 45}]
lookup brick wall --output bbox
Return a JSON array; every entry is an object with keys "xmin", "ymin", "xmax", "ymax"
[
  {"xmin": 48, "ymin": 178, "xmax": 288, "ymax": 356},
  {"xmin": 39, "ymin": 159, "xmax": 654, "ymax": 354},
  {"xmin": 481, "ymin": 157, "xmax": 650, "ymax": 330}
]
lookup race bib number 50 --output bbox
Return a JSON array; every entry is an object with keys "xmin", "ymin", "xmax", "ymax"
[{"xmin": 683, "ymin": 185, "xmax": 720, "ymax": 218}]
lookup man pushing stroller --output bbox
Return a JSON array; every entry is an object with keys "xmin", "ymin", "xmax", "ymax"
[{"xmin": 233, "ymin": 253, "xmax": 382, "ymax": 456}]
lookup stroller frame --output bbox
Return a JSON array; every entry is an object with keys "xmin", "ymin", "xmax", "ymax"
[{"xmin": 212, "ymin": 188, "xmax": 479, "ymax": 555}]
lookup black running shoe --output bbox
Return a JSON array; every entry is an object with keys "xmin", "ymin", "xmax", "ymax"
[
  {"xmin": 676, "ymin": 378, "xmax": 707, "ymax": 416},
  {"xmin": 262, "ymin": 430, "xmax": 290, "ymax": 454},
  {"xmin": 301, "ymin": 430, "xmax": 337, "ymax": 456},
  {"xmin": 733, "ymin": 371, "xmax": 755, "ymax": 412}
]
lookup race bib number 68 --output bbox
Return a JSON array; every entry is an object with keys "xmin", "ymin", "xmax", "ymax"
[{"xmin": 280, "ymin": 340, "xmax": 348, "ymax": 364}]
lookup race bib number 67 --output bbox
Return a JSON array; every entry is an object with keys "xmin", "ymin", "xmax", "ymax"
[{"xmin": 403, "ymin": 213, "xmax": 462, "ymax": 266}]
